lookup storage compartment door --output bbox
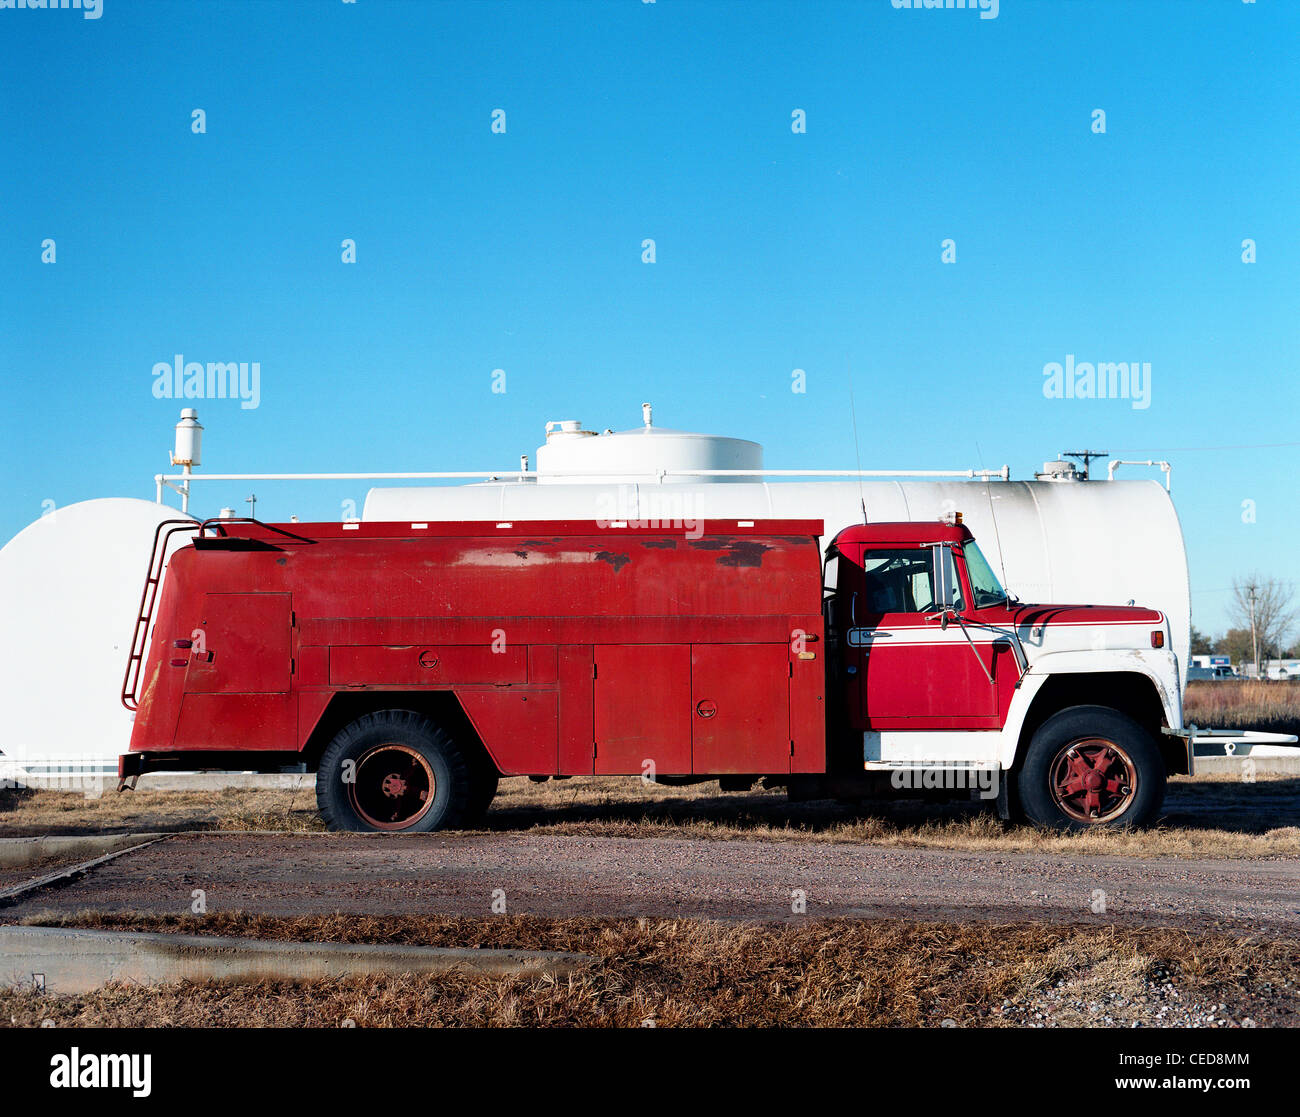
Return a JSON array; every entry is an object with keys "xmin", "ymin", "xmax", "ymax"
[
  {"xmin": 184, "ymin": 593, "xmax": 292, "ymax": 694},
  {"xmin": 691, "ymin": 643, "xmax": 791, "ymax": 775},
  {"xmin": 593, "ymin": 644, "xmax": 691, "ymax": 775}
]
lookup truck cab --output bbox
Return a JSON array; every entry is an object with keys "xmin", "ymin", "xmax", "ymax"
[{"xmin": 824, "ymin": 517, "xmax": 1188, "ymax": 829}]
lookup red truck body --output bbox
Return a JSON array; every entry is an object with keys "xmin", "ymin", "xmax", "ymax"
[
  {"xmin": 125, "ymin": 518, "xmax": 828, "ymax": 778},
  {"xmin": 122, "ymin": 514, "xmax": 1185, "ymax": 832}
]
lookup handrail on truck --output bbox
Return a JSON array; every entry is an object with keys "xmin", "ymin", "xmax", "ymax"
[{"xmin": 120, "ymin": 517, "xmax": 321, "ymax": 712}]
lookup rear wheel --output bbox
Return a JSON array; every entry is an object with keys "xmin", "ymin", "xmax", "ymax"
[
  {"xmin": 316, "ymin": 710, "xmax": 471, "ymax": 833},
  {"xmin": 1017, "ymin": 705, "xmax": 1165, "ymax": 831}
]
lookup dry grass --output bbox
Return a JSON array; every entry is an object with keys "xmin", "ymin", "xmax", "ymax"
[
  {"xmin": 3, "ymin": 911, "xmax": 1297, "ymax": 1028},
  {"xmin": 3, "ymin": 772, "xmax": 1298, "ymax": 859},
  {"xmin": 1186, "ymin": 679, "xmax": 1300, "ymax": 737},
  {"xmin": 0, "ymin": 785, "xmax": 324, "ymax": 838}
]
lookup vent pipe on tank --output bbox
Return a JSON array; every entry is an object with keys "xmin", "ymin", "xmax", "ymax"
[{"xmin": 168, "ymin": 408, "xmax": 203, "ymax": 513}]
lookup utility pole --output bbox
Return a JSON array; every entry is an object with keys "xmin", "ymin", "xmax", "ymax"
[
  {"xmin": 1248, "ymin": 583, "xmax": 1259, "ymax": 678},
  {"xmin": 1062, "ymin": 450, "xmax": 1109, "ymax": 481}
]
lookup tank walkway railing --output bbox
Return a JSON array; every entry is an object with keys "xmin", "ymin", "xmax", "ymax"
[{"xmin": 154, "ymin": 465, "xmax": 1012, "ymax": 500}]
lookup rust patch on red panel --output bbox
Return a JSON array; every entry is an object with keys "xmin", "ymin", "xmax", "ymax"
[
  {"xmin": 594, "ymin": 551, "xmax": 631, "ymax": 572},
  {"xmin": 690, "ymin": 539, "xmax": 772, "ymax": 567}
]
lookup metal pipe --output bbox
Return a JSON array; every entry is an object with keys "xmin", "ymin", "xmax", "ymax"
[
  {"xmin": 152, "ymin": 467, "xmax": 1013, "ymax": 483},
  {"xmin": 1107, "ymin": 460, "xmax": 1172, "ymax": 489}
]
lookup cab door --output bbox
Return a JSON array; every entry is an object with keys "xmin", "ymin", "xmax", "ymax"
[
  {"xmin": 831, "ymin": 540, "xmax": 870, "ymax": 727},
  {"xmin": 850, "ymin": 548, "xmax": 1000, "ymax": 729}
]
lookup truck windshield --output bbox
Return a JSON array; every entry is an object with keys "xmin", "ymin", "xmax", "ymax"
[{"xmin": 963, "ymin": 543, "xmax": 1008, "ymax": 608}]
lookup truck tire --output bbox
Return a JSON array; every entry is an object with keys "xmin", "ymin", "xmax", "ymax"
[
  {"xmin": 1017, "ymin": 705, "xmax": 1165, "ymax": 831},
  {"xmin": 316, "ymin": 710, "xmax": 472, "ymax": 833}
]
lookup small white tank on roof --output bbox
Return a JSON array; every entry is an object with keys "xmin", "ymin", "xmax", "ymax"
[{"xmin": 535, "ymin": 405, "xmax": 762, "ymax": 484}]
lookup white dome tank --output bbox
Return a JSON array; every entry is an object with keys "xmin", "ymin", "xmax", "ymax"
[
  {"xmin": 536, "ymin": 404, "xmax": 762, "ymax": 484},
  {"xmin": 0, "ymin": 498, "xmax": 194, "ymax": 782}
]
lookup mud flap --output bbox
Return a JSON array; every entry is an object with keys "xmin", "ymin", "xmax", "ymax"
[{"xmin": 995, "ymin": 764, "xmax": 1018, "ymax": 821}]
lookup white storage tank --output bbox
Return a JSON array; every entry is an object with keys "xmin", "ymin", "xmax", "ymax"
[
  {"xmin": 364, "ymin": 413, "xmax": 1191, "ymax": 672},
  {"xmin": 0, "ymin": 498, "xmax": 195, "ymax": 782}
]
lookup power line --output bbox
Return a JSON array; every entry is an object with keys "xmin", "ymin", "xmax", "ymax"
[{"xmin": 1111, "ymin": 440, "xmax": 1300, "ymax": 453}]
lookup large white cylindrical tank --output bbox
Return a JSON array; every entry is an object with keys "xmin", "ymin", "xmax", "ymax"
[
  {"xmin": 536, "ymin": 419, "xmax": 762, "ymax": 484},
  {"xmin": 0, "ymin": 498, "xmax": 193, "ymax": 782},
  {"xmin": 363, "ymin": 477, "xmax": 1190, "ymax": 671}
]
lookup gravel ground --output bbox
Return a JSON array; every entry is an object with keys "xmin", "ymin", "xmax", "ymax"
[
  {"xmin": 994, "ymin": 978, "xmax": 1265, "ymax": 1028},
  {"xmin": 4, "ymin": 830, "xmax": 1298, "ymax": 933}
]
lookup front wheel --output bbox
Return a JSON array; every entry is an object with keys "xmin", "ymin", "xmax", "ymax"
[
  {"xmin": 1017, "ymin": 705, "xmax": 1165, "ymax": 831},
  {"xmin": 316, "ymin": 710, "xmax": 472, "ymax": 833}
]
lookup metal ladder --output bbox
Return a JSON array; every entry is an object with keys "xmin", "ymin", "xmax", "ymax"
[
  {"xmin": 119, "ymin": 517, "xmax": 318, "ymax": 711},
  {"xmin": 120, "ymin": 519, "xmax": 204, "ymax": 711}
]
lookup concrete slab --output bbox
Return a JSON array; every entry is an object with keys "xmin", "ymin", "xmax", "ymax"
[
  {"xmin": 0, "ymin": 925, "xmax": 592, "ymax": 994},
  {"xmin": 0, "ymin": 837, "xmax": 167, "ymax": 908},
  {"xmin": 1195, "ymin": 755, "xmax": 1300, "ymax": 776},
  {"xmin": 0, "ymin": 833, "xmax": 161, "ymax": 870}
]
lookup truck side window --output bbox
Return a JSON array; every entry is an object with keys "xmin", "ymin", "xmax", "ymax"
[{"xmin": 860, "ymin": 549, "xmax": 963, "ymax": 615}]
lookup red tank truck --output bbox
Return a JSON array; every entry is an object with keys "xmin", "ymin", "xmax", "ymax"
[{"xmin": 120, "ymin": 515, "xmax": 1192, "ymax": 832}]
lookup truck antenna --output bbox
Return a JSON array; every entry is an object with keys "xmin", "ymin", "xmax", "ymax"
[
  {"xmin": 975, "ymin": 442, "xmax": 1013, "ymax": 599},
  {"xmin": 846, "ymin": 355, "xmax": 867, "ymax": 524}
]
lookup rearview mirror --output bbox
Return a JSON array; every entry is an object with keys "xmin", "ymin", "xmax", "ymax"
[{"xmin": 931, "ymin": 543, "xmax": 957, "ymax": 611}]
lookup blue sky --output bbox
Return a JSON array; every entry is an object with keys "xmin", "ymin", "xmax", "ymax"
[{"xmin": 1, "ymin": 0, "xmax": 1297, "ymax": 637}]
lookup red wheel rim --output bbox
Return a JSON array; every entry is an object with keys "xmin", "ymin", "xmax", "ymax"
[
  {"xmin": 348, "ymin": 743, "xmax": 435, "ymax": 830},
  {"xmin": 1049, "ymin": 737, "xmax": 1138, "ymax": 823}
]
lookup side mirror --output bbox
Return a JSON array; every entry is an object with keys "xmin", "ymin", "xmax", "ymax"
[{"xmin": 931, "ymin": 543, "xmax": 957, "ymax": 611}]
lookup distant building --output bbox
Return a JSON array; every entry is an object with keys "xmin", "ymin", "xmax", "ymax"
[{"xmin": 1245, "ymin": 659, "xmax": 1300, "ymax": 680}]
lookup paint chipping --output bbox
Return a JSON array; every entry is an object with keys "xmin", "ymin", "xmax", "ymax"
[
  {"xmin": 594, "ymin": 551, "xmax": 632, "ymax": 572},
  {"xmin": 690, "ymin": 539, "xmax": 771, "ymax": 567}
]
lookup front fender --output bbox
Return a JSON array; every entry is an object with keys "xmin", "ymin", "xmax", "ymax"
[{"xmin": 998, "ymin": 648, "xmax": 1183, "ymax": 769}]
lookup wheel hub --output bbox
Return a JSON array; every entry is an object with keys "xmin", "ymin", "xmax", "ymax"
[
  {"xmin": 1050, "ymin": 738, "xmax": 1138, "ymax": 823},
  {"xmin": 347, "ymin": 743, "xmax": 436, "ymax": 830}
]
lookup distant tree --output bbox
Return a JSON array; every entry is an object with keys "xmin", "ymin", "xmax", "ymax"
[
  {"xmin": 1218, "ymin": 628, "xmax": 1255, "ymax": 667},
  {"xmin": 1229, "ymin": 575, "xmax": 1297, "ymax": 667},
  {"xmin": 1189, "ymin": 626, "xmax": 1215, "ymax": 656}
]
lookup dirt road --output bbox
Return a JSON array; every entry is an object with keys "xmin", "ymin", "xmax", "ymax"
[{"xmin": 5, "ymin": 831, "xmax": 1298, "ymax": 932}]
